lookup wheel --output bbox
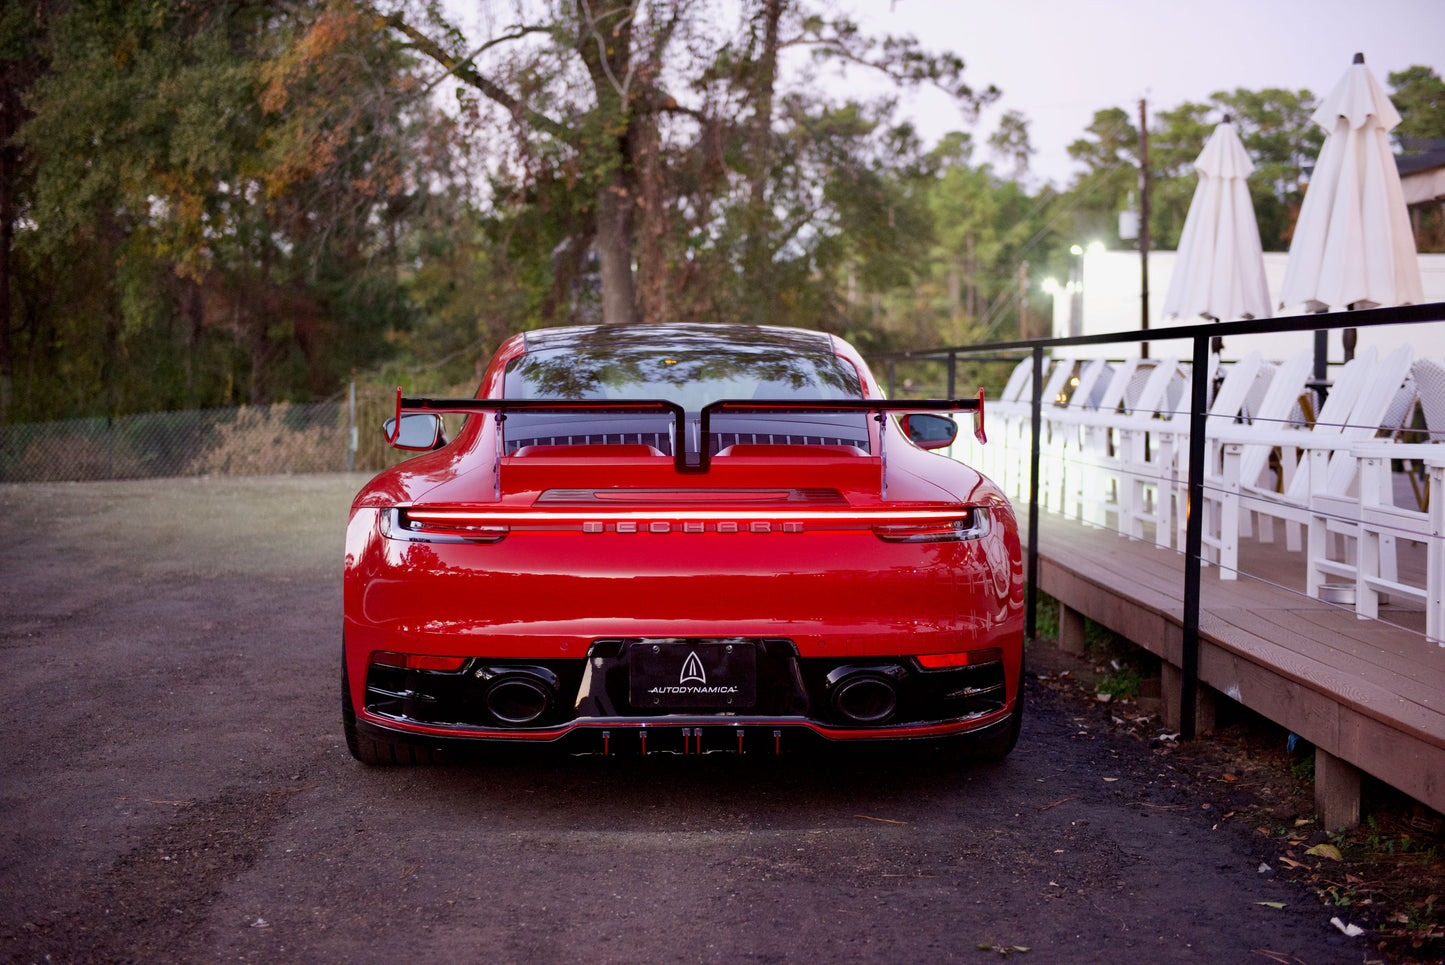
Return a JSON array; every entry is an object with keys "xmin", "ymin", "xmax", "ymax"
[{"xmin": 342, "ymin": 648, "xmax": 447, "ymax": 766}]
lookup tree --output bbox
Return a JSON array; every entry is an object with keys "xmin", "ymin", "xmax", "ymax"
[
  {"xmin": 1209, "ymin": 87, "xmax": 1320, "ymax": 250},
  {"xmin": 1145, "ymin": 101, "xmax": 1212, "ymax": 250},
  {"xmin": 0, "ymin": 1, "xmax": 52, "ymax": 421},
  {"xmin": 1064, "ymin": 107, "xmax": 1138, "ymax": 245},
  {"xmin": 12, "ymin": 0, "xmax": 441, "ymax": 417},
  {"xmin": 1389, "ymin": 65, "xmax": 1445, "ymax": 141},
  {"xmin": 377, "ymin": 0, "xmax": 996, "ymax": 329},
  {"xmin": 987, "ymin": 109, "xmax": 1033, "ymax": 180}
]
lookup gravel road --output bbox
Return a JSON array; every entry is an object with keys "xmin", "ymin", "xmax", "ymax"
[{"xmin": 0, "ymin": 475, "xmax": 1366, "ymax": 964}]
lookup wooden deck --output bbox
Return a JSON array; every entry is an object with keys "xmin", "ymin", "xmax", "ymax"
[{"xmin": 1027, "ymin": 503, "xmax": 1445, "ymax": 828}]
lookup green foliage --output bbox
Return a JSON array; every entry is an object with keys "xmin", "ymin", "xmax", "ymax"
[
  {"xmin": 1031, "ymin": 588, "xmax": 1060, "ymax": 640},
  {"xmin": 1389, "ymin": 66, "xmax": 1445, "ymax": 140},
  {"xmin": 1061, "ymin": 88, "xmax": 1326, "ymax": 253},
  {"xmin": 8, "ymin": 4, "xmax": 1441, "ymax": 427},
  {"xmin": 1290, "ymin": 751, "xmax": 1316, "ymax": 783},
  {"xmin": 1096, "ymin": 668, "xmax": 1141, "ymax": 700},
  {"xmin": 10, "ymin": 0, "xmax": 440, "ymax": 420}
]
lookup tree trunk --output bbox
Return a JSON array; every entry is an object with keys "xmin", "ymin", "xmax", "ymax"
[
  {"xmin": 596, "ymin": 174, "xmax": 640, "ymax": 327},
  {"xmin": 577, "ymin": 0, "xmax": 642, "ymax": 327},
  {"xmin": 742, "ymin": 0, "xmax": 783, "ymax": 323}
]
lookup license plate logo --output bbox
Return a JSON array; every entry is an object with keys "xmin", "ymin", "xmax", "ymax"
[{"xmin": 628, "ymin": 642, "xmax": 756, "ymax": 709}]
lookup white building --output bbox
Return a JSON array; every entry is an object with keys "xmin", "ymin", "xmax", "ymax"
[{"xmin": 1045, "ymin": 247, "xmax": 1445, "ymax": 362}]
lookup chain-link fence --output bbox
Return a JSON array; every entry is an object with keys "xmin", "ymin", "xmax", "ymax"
[
  {"xmin": 0, "ymin": 388, "xmax": 477, "ymax": 483},
  {"xmin": 0, "ymin": 401, "xmax": 348, "ymax": 482}
]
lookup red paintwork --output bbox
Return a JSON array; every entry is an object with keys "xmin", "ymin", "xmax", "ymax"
[{"xmin": 344, "ymin": 325, "xmax": 1024, "ymax": 748}]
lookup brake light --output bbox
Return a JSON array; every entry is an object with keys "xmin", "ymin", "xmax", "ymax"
[
  {"xmin": 371, "ymin": 651, "xmax": 468, "ymax": 672},
  {"xmin": 916, "ymin": 647, "xmax": 1002, "ymax": 669},
  {"xmin": 873, "ymin": 507, "xmax": 989, "ymax": 542},
  {"xmin": 386, "ymin": 509, "xmax": 508, "ymax": 544}
]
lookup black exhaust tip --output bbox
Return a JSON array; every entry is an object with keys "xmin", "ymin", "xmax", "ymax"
[
  {"xmin": 827, "ymin": 666, "xmax": 904, "ymax": 724},
  {"xmin": 485, "ymin": 674, "xmax": 555, "ymax": 725}
]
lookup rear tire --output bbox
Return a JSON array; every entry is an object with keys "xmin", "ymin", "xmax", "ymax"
[{"xmin": 342, "ymin": 648, "xmax": 447, "ymax": 766}]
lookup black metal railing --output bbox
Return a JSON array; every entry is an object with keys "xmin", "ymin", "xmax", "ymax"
[{"xmin": 870, "ymin": 301, "xmax": 1445, "ymax": 739}]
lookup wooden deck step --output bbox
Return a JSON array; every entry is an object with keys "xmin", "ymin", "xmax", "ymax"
[{"xmin": 1026, "ymin": 505, "xmax": 1445, "ymax": 827}]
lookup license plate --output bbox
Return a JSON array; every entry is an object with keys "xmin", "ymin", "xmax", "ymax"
[{"xmin": 628, "ymin": 641, "xmax": 756, "ymax": 709}]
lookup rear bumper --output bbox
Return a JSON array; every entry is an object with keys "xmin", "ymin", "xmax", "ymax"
[
  {"xmin": 353, "ymin": 637, "xmax": 1016, "ymax": 742},
  {"xmin": 352, "ymin": 705, "xmax": 1016, "ymax": 758}
]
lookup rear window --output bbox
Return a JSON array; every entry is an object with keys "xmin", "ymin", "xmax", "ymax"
[
  {"xmin": 503, "ymin": 346, "xmax": 862, "ymax": 410},
  {"xmin": 500, "ymin": 344, "xmax": 869, "ymax": 457}
]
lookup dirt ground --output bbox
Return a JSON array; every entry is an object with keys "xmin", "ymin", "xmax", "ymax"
[{"xmin": 0, "ymin": 474, "xmax": 1436, "ymax": 964}]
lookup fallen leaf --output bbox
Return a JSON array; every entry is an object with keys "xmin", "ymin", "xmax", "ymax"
[
  {"xmin": 1036, "ymin": 797, "xmax": 1074, "ymax": 811},
  {"xmin": 1305, "ymin": 844, "xmax": 1343, "ymax": 861},
  {"xmin": 1278, "ymin": 857, "xmax": 1306, "ymax": 869},
  {"xmin": 1255, "ymin": 901, "xmax": 1287, "ymax": 909},
  {"xmin": 1102, "ymin": 777, "xmax": 1119, "ymax": 783},
  {"xmin": 856, "ymin": 814, "xmax": 909, "ymax": 825}
]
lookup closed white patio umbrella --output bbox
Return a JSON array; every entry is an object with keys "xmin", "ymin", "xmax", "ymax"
[
  {"xmin": 1163, "ymin": 116, "xmax": 1272, "ymax": 322},
  {"xmin": 1280, "ymin": 52, "xmax": 1424, "ymax": 314}
]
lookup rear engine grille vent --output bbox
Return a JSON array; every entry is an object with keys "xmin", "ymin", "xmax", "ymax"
[
  {"xmin": 709, "ymin": 432, "xmax": 867, "ymax": 454},
  {"xmin": 506, "ymin": 432, "xmax": 672, "ymax": 454}
]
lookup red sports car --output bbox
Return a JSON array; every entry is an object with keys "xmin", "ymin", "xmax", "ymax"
[{"xmin": 343, "ymin": 323, "xmax": 1024, "ymax": 764}]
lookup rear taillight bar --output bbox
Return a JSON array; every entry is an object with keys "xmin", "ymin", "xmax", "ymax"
[
  {"xmin": 401, "ymin": 506, "xmax": 981, "ymax": 526},
  {"xmin": 384, "ymin": 505, "xmax": 990, "ymax": 542}
]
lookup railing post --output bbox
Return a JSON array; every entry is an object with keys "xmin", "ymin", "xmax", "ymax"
[
  {"xmin": 946, "ymin": 350, "xmax": 957, "ymax": 399},
  {"xmin": 1025, "ymin": 345, "xmax": 1043, "ymax": 642},
  {"xmin": 1181, "ymin": 333, "xmax": 1210, "ymax": 739},
  {"xmin": 887, "ymin": 359, "xmax": 896, "ymax": 397}
]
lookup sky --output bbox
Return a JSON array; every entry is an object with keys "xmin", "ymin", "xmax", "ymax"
[{"xmin": 840, "ymin": 0, "xmax": 1445, "ymax": 186}]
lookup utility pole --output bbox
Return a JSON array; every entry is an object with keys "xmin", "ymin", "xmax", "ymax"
[{"xmin": 1139, "ymin": 98, "xmax": 1151, "ymax": 359}]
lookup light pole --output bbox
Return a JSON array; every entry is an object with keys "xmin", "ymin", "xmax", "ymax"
[{"xmin": 1068, "ymin": 245, "xmax": 1084, "ymax": 338}]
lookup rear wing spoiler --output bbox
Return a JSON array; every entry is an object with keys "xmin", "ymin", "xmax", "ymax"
[{"xmin": 391, "ymin": 387, "xmax": 985, "ymax": 475}]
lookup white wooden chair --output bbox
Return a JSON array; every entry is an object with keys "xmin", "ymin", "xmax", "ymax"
[
  {"xmin": 1049, "ymin": 358, "xmax": 1143, "ymax": 525},
  {"xmin": 1350, "ymin": 441, "xmax": 1445, "ymax": 645},
  {"xmin": 1414, "ymin": 359, "xmax": 1445, "ymax": 443},
  {"xmin": 992, "ymin": 359, "xmax": 1073, "ymax": 501},
  {"xmin": 1155, "ymin": 351, "xmax": 1266, "ymax": 552},
  {"xmin": 1109, "ymin": 358, "xmax": 1188, "ymax": 546},
  {"xmin": 1198, "ymin": 350, "xmax": 1314, "ymax": 578},
  {"xmin": 1041, "ymin": 358, "xmax": 1110, "ymax": 514},
  {"xmin": 1298, "ymin": 346, "xmax": 1415, "ymax": 601}
]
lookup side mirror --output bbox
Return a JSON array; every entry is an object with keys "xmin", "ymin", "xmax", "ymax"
[
  {"xmin": 901, "ymin": 413, "xmax": 958, "ymax": 450},
  {"xmin": 383, "ymin": 413, "xmax": 447, "ymax": 451}
]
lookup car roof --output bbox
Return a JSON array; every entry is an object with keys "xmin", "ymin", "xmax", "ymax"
[{"xmin": 520, "ymin": 323, "xmax": 838, "ymax": 357}]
